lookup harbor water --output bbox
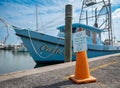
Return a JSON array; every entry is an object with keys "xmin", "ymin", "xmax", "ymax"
[
  {"xmin": 0, "ymin": 50, "xmax": 36, "ymax": 74},
  {"xmin": 0, "ymin": 50, "xmax": 62, "ymax": 74}
]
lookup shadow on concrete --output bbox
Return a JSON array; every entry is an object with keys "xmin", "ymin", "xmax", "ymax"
[
  {"xmin": 34, "ymin": 80, "xmax": 74, "ymax": 88},
  {"xmin": 34, "ymin": 62, "xmax": 63, "ymax": 68}
]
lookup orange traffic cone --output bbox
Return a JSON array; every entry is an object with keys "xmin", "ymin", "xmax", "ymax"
[{"xmin": 69, "ymin": 28, "xmax": 96, "ymax": 84}]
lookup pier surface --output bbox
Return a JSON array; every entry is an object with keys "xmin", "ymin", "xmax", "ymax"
[{"xmin": 0, "ymin": 53, "xmax": 120, "ymax": 88}]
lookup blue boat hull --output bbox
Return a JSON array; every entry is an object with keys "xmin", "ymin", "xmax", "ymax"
[{"xmin": 14, "ymin": 28, "xmax": 120, "ymax": 64}]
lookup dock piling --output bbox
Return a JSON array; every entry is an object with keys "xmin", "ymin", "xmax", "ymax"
[{"xmin": 64, "ymin": 4, "xmax": 73, "ymax": 62}]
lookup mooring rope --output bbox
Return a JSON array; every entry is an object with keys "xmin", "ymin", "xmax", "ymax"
[{"xmin": 28, "ymin": 29, "xmax": 62, "ymax": 58}]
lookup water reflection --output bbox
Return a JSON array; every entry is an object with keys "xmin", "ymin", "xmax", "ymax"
[
  {"xmin": 0, "ymin": 50, "xmax": 36, "ymax": 74},
  {"xmin": 0, "ymin": 50, "xmax": 63, "ymax": 74}
]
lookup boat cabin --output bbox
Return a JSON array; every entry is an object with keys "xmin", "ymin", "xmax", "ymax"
[{"xmin": 57, "ymin": 23, "xmax": 103, "ymax": 45}]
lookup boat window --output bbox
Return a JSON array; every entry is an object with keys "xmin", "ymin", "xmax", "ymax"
[
  {"xmin": 60, "ymin": 28, "xmax": 76, "ymax": 33},
  {"xmin": 86, "ymin": 30, "xmax": 90, "ymax": 36},
  {"xmin": 96, "ymin": 33, "xmax": 99, "ymax": 38},
  {"xmin": 61, "ymin": 29, "xmax": 65, "ymax": 32},
  {"xmin": 72, "ymin": 28, "xmax": 76, "ymax": 33}
]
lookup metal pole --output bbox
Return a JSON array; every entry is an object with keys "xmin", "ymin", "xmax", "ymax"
[
  {"xmin": 109, "ymin": 0, "xmax": 113, "ymax": 45},
  {"xmin": 36, "ymin": 4, "xmax": 39, "ymax": 31},
  {"xmin": 65, "ymin": 4, "xmax": 72, "ymax": 62}
]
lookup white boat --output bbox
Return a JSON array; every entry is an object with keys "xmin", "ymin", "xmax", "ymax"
[
  {"xmin": 0, "ymin": 42, "xmax": 5, "ymax": 50},
  {"xmin": 12, "ymin": 43, "xmax": 27, "ymax": 52}
]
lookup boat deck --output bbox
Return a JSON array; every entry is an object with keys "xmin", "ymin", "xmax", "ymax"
[{"xmin": 0, "ymin": 53, "xmax": 120, "ymax": 88}]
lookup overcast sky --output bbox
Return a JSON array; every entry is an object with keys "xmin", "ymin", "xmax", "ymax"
[{"xmin": 0, "ymin": 0, "xmax": 120, "ymax": 44}]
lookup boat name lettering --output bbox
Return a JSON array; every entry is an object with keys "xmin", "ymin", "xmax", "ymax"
[{"xmin": 40, "ymin": 45, "xmax": 62, "ymax": 54}]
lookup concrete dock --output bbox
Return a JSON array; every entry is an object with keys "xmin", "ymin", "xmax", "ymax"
[{"xmin": 0, "ymin": 53, "xmax": 120, "ymax": 88}]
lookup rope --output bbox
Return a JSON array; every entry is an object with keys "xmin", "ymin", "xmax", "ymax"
[{"xmin": 27, "ymin": 29, "xmax": 62, "ymax": 58}]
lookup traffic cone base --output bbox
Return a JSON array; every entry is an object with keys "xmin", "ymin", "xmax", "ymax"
[{"xmin": 69, "ymin": 75, "xmax": 96, "ymax": 84}]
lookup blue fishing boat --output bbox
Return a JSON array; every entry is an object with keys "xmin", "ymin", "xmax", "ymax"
[
  {"xmin": 13, "ymin": 0, "xmax": 120, "ymax": 64},
  {"xmin": 13, "ymin": 22, "xmax": 120, "ymax": 63}
]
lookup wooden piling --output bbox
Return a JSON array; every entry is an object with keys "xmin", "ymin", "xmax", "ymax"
[{"xmin": 65, "ymin": 4, "xmax": 72, "ymax": 62}]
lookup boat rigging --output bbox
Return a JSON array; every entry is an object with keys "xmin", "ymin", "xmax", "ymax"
[
  {"xmin": 0, "ymin": 17, "xmax": 10, "ymax": 44},
  {"xmin": 79, "ymin": 0, "xmax": 113, "ymax": 45}
]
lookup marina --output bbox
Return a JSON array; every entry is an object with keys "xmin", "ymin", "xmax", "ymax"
[{"xmin": 0, "ymin": 0, "xmax": 120, "ymax": 87}]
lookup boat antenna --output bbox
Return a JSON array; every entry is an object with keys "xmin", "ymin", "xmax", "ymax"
[{"xmin": 79, "ymin": 0, "xmax": 85, "ymax": 23}]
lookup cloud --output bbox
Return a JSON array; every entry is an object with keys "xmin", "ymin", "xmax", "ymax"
[
  {"xmin": 0, "ymin": 0, "xmax": 120, "ymax": 44},
  {"xmin": 111, "ymin": 0, "xmax": 120, "ymax": 6},
  {"xmin": 112, "ymin": 8, "xmax": 120, "ymax": 18},
  {"xmin": 112, "ymin": 8, "xmax": 120, "ymax": 41},
  {"xmin": 0, "ymin": 0, "xmax": 82, "ymax": 30}
]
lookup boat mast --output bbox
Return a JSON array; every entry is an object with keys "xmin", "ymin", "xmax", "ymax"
[
  {"xmin": 35, "ymin": 4, "xmax": 39, "ymax": 31},
  {"xmin": 103, "ymin": 0, "xmax": 113, "ymax": 45},
  {"xmin": 108, "ymin": 0, "xmax": 113, "ymax": 45},
  {"xmin": 94, "ymin": 8, "xmax": 98, "ymax": 27}
]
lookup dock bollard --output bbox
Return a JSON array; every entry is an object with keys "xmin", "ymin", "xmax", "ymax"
[{"xmin": 69, "ymin": 28, "xmax": 97, "ymax": 84}]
